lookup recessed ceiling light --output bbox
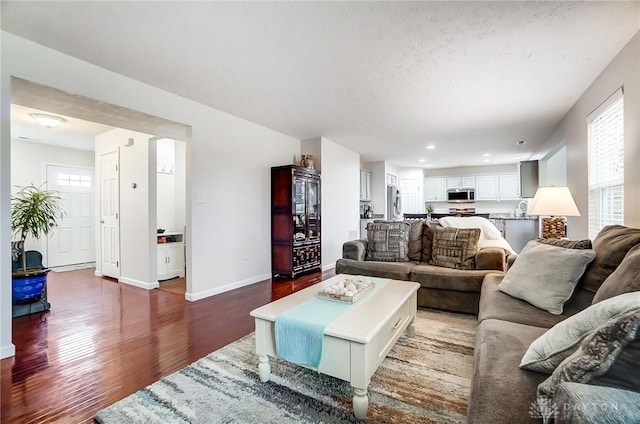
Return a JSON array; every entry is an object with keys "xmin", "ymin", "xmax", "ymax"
[
  {"xmin": 483, "ymin": 159, "xmax": 491, "ymax": 163},
  {"xmin": 18, "ymin": 136, "xmax": 29, "ymax": 140},
  {"xmin": 424, "ymin": 164, "xmax": 432, "ymax": 167},
  {"xmin": 418, "ymin": 158, "xmax": 425, "ymax": 163},
  {"xmin": 30, "ymin": 113, "xmax": 67, "ymax": 128},
  {"xmin": 425, "ymin": 145, "xmax": 435, "ymax": 150},
  {"xmin": 482, "ymin": 153, "xmax": 491, "ymax": 157},
  {"xmin": 516, "ymin": 140, "xmax": 526, "ymax": 145}
]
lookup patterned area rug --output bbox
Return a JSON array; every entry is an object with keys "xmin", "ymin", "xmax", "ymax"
[{"xmin": 94, "ymin": 309, "xmax": 476, "ymax": 423}]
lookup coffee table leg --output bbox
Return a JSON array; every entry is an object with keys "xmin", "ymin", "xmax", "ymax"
[
  {"xmin": 352, "ymin": 387, "xmax": 369, "ymax": 419},
  {"xmin": 258, "ymin": 355, "xmax": 271, "ymax": 382},
  {"xmin": 407, "ymin": 316, "xmax": 416, "ymax": 337}
]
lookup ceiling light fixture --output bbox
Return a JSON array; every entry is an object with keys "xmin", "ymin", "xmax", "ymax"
[
  {"xmin": 425, "ymin": 145, "xmax": 435, "ymax": 150},
  {"xmin": 30, "ymin": 113, "xmax": 67, "ymax": 128},
  {"xmin": 418, "ymin": 158, "xmax": 425, "ymax": 163},
  {"xmin": 482, "ymin": 153, "xmax": 491, "ymax": 157},
  {"xmin": 424, "ymin": 164, "xmax": 432, "ymax": 167},
  {"xmin": 484, "ymin": 159, "xmax": 491, "ymax": 163},
  {"xmin": 516, "ymin": 140, "xmax": 526, "ymax": 145}
]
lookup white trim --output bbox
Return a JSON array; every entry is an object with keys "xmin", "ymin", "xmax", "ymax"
[
  {"xmin": 0, "ymin": 343, "xmax": 16, "ymax": 359},
  {"xmin": 322, "ymin": 263, "xmax": 336, "ymax": 272},
  {"xmin": 185, "ymin": 273, "xmax": 271, "ymax": 302},
  {"xmin": 118, "ymin": 276, "xmax": 159, "ymax": 290},
  {"xmin": 94, "ymin": 270, "xmax": 103, "ymax": 277}
]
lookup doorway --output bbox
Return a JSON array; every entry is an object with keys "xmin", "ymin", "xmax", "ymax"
[{"xmin": 45, "ymin": 164, "xmax": 95, "ymax": 268}]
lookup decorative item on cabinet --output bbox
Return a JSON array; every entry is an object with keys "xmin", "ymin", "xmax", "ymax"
[
  {"xmin": 271, "ymin": 165, "xmax": 321, "ymax": 278},
  {"xmin": 300, "ymin": 154, "xmax": 314, "ymax": 169}
]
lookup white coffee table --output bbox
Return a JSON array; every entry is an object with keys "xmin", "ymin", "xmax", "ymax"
[{"xmin": 249, "ymin": 275, "xmax": 419, "ymax": 419}]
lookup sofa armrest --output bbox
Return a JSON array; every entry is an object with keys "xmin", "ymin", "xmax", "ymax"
[
  {"xmin": 343, "ymin": 239, "xmax": 368, "ymax": 261},
  {"xmin": 554, "ymin": 382, "xmax": 640, "ymax": 424},
  {"xmin": 475, "ymin": 247, "xmax": 506, "ymax": 271}
]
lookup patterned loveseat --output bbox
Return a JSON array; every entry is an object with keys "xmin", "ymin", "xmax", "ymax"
[{"xmin": 335, "ymin": 219, "xmax": 508, "ymax": 314}]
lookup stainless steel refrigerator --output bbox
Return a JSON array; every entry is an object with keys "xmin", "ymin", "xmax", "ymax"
[{"xmin": 387, "ymin": 185, "xmax": 401, "ymax": 220}]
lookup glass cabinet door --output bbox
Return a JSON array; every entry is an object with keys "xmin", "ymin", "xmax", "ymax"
[
  {"xmin": 306, "ymin": 178, "xmax": 320, "ymax": 239},
  {"xmin": 293, "ymin": 176, "xmax": 306, "ymax": 240}
]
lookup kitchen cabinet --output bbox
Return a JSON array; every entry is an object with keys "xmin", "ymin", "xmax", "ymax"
[
  {"xmin": 499, "ymin": 174, "xmax": 521, "ymax": 200},
  {"xmin": 447, "ymin": 176, "xmax": 475, "ymax": 189},
  {"xmin": 425, "ymin": 177, "xmax": 447, "ymax": 202},
  {"xmin": 476, "ymin": 176, "xmax": 498, "ymax": 200},
  {"xmin": 271, "ymin": 165, "xmax": 321, "ymax": 278},
  {"xmin": 387, "ymin": 173, "xmax": 398, "ymax": 186},
  {"xmin": 157, "ymin": 233, "xmax": 185, "ymax": 280},
  {"xmin": 360, "ymin": 169, "xmax": 372, "ymax": 201}
]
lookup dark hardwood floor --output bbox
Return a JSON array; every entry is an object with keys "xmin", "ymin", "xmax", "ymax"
[{"xmin": 1, "ymin": 268, "xmax": 334, "ymax": 423}]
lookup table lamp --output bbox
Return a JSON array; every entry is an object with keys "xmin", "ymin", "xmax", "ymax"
[{"xmin": 527, "ymin": 186, "xmax": 580, "ymax": 238}]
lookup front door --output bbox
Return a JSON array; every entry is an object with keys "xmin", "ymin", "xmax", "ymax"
[
  {"xmin": 100, "ymin": 151, "xmax": 120, "ymax": 278},
  {"xmin": 46, "ymin": 164, "xmax": 95, "ymax": 267}
]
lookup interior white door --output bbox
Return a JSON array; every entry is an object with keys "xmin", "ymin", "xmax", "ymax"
[
  {"xmin": 100, "ymin": 151, "xmax": 120, "ymax": 278},
  {"xmin": 400, "ymin": 178, "xmax": 420, "ymax": 214},
  {"xmin": 46, "ymin": 165, "xmax": 95, "ymax": 267}
]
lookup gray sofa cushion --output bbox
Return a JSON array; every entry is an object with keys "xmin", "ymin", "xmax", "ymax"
[
  {"xmin": 479, "ymin": 274, "xmax": 575, "ymax": 328},
  {"xmin": 342, "ymin": 239, "xmax": 367, "ymax": 261},
  {"xmin": 520, "ymin": 292, "xmax": 640, "ymax": 373},
  {"xmin": 334, "ymin": 258, "xmax": 417, "ymax": 281},
  {"xmin": 580, "ymin": 225, "xmax": 640, "ymax": 294},
  {"xmin": 420, "ymin": 222, "xmax": 437, "ymax": 263},
  {"xmin": 537, "ymin": 310, "xmax": 640, "ymax": 407},
  {"xmin": 554, "ymin": 382, "xmax": 640, "ymax": 424},
  {"xmin": 497, "ymin": 241, "xmax": 596, "ymax": 315},
  {"xmin": 592, "ymin": 244, "xmax": 640, "ymax": 303},
  {"xmin": 406, "ymin": 220, "xmax": 425, "ymax": 261},
  {"xmin": 467, "ymin": 318, "xmax": 548, "ymax": 424},
  {"xmin": 410, "ymin": 263, "xmax": 495, "ymax": 293}
]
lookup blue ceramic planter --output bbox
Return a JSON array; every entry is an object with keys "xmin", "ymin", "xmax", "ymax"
[{"xmin": 12, "ymin": 271, "xmax": 48, "ymax": 302}]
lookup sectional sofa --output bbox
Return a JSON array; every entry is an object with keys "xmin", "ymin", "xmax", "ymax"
[{"xmin": 336, "ymin": 223, "xmax": 640, "ymax": 423}]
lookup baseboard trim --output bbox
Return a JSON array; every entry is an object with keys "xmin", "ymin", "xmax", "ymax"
[
  {"xmin": 0, "ymin": 343, "xmax": 16, "ymax": 359},
  {"xmin": 185, "ymin": 273, "xmax": 271, "ymax": 302},
  {"xmin": 322, "ymin": 263, "xmax": 336, "ymax": 272},
  {"xmin": 94, "ymin": 270, "xmax": 103, "ymax": 277},
  {"xmin": 119, "ymin": 277, "xmax": 159, "ymax": 290}
]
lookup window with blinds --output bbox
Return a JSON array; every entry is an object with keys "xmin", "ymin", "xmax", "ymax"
[{"xmin": 587, "ymin": 88, "xmax": 624, "ymax": 239}]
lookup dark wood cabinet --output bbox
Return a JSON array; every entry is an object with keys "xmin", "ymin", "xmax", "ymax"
[{"xmin": 271, "ymin": 165, "xmax": 321, "ymax": 278}]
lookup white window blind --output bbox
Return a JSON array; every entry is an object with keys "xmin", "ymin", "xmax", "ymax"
[{"xmin": 587, "ymin": 88, "xmax": 624, "ymax": 239}]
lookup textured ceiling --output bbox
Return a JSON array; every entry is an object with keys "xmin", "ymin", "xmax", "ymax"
[{"xmin": 2, "ymin": 1, "xmax": 639, "ymax": 168}]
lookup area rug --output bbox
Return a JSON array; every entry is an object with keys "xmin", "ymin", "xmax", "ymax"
[{"xmin": 95, "ymin": 309, "xmax": 476, "ymax": 423}]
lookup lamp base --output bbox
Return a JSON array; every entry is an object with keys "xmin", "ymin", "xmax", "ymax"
[{"xmin": 542, "ymin": 217, "xmax": 566, "ymax": 239}]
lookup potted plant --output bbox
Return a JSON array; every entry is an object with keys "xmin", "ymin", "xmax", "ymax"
[
  {"xmin": 426, "ymin": 203, "xmax": 434, "ymax": 219},
  {"xmin": 11, "ymin": 184, "xmax": 64, "ymax": 303}
]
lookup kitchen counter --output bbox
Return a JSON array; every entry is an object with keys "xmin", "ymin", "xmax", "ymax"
[{"xmin": 489, "ymin": 214, "xmax": 538, "ymax": 220}]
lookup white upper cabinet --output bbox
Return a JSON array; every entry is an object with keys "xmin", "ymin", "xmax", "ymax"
[
  {"xmin": 461, "ymin": 176, "xmax": 476, "ymax": 188},
  {"xmin": 446, "ymin": 176, "xmax": 475, "ymax": 189},
  {"xmin": 499, "ymin": 174, "xmax": 520, "ymax": 200},
  {"xmin": 425, "ymin": 177, "xmax": 447, "ymax": 202},
  {"xmin": 476, "ymin": 175, "xmax": 499, "ymax": 200}
]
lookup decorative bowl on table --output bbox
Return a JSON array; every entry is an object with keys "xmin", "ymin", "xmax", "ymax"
[{"xmin": 318, "ymin": 276, "xmax": 375, "ymax": 304}]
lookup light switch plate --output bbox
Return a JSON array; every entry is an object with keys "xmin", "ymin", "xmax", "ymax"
[{"xmin": 196, "ymin": 193, "xmax": 207, "ymax": 204}]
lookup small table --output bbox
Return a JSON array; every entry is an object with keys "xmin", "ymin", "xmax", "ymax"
[{"xmin": 250, "ymin": 275, "xmax": 419, "ymax": 419}]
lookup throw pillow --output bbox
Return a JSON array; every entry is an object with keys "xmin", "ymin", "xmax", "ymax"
[
  {"xmin": 430, "ymin": 227, "xmax": 480, "ymax": 270},
  {"xmin": 592, "ymin": 244, "xmax": 640, "ymax": 304},
  {"xmin": 406, "ymin": 220, "xmax": 425, "ymax": 262},
  {"xmin": 536, "ymin": 310, "xmax": 640, "ymax": 409},
  {"xmin": 580, "ymin": 225, "xmax": 640, "ymax": 294},
  {"xmin": 498, "ymin": 241, "xmax": 596, "ymax": 315},
  {"xmin": 420, "ymin": 221, "xmax": 438, "ymax": 263},
  {"xmin": 536, "ymin": 238, "xmax": 593, "ymax": 250},
  {"xmin": 520, "ymin": 291, "xmax": 640, "ymax": 373},
  {"xmin": 365, "ymin": 221, "xmax": 410, "ymax": 262}
]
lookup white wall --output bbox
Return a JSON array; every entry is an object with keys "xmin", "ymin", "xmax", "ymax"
[
  {"xmin": 543, "ymin": 31, "xmax": 640, "ymax": 238},
  {"xmin": 317, "ymin": 138, "xmax": 360, "ymax": 269},
  {"xmin": 95, "ymin": 128, "xmax": 157, "ymax": 289},
  {"xmin": 156, "ymin": 138, "xmax": 186, "ymax": 233},
  {"xmin": 1, "ymin": 31, "xmax": 300, "ymax": 354},
  {"xmin": 10, "ymin": 140, "xmax": 94, "ymax": 256},
  {"xmin": 539, "ymin": 146, "xmax": 567, "ymax": 187}
]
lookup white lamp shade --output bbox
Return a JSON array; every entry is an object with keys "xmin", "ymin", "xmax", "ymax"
[{"xmin": 527, "ymin": 186, "xmax": 581, "ymax": 216}]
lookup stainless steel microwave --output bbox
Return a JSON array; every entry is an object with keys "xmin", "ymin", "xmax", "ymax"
[{"xmin": 447, "ymin": 188, "xmax": 475, "ymax": 203}]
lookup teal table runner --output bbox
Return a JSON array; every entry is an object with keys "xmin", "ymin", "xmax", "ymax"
[{"xmin": 275, "ymin": 278, "xmax": 388, "ymax": 369}]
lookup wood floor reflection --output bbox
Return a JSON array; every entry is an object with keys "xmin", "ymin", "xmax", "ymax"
[{"xmin": 1, "ymin": 268, "xmax": 333, "ymax": 423}]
